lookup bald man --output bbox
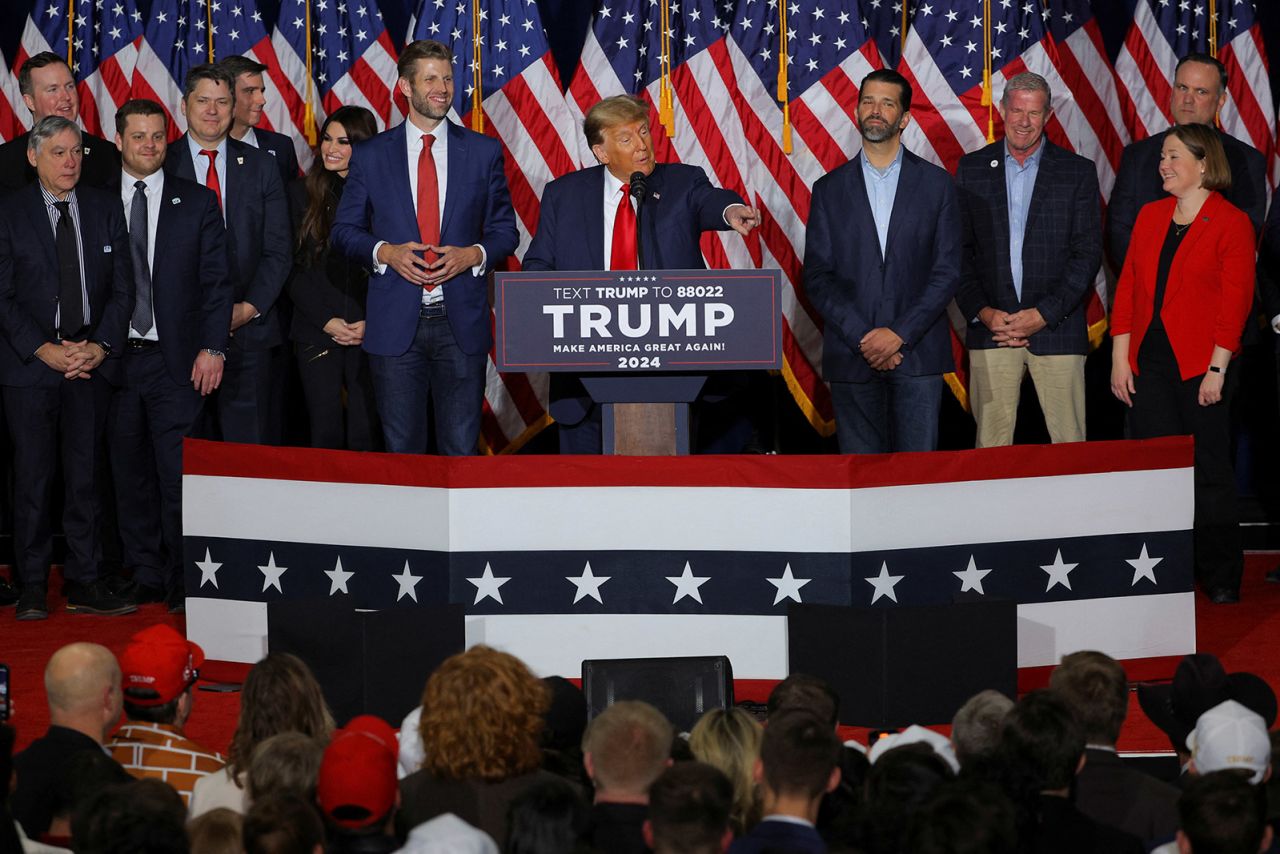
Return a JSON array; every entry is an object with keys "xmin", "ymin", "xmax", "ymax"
[{"xmin": 10, "ymin": 643, "xmax": 132, "ymax": 839}]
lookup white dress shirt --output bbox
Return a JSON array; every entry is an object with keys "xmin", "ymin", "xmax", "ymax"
[
  {"xmin": 186, "ymin": 135, "xmax": 228, "ymax": 221},
  {"xmin": 121, "ymin": 169, "xmax": 164, "ymax": 341}
]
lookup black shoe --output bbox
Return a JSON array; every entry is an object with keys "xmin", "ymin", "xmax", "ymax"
[
  {"xmin": 133, "ymin": 583, "xmax": 166, "ymax": 604},
  {"xmin": 16, "ymin": 585, "xmax": 47, "ymax": 621},
  {"xmin": 0, "ymin": 578, "xmax": 18, "ymax": 607},
  {"xmin": 65, "ymin": 580, "xmax": 138, "ymax": 616},
  {"xmin": 166, "ymin": 584, "xmax": 185, "ymax": 614},
  {"xmin": 1266, "ymin": 566, "xmax": 1280, "ymax": 583},
  {"xmin": 1207, "ymin": 587, "xmax": 1240, "ymax": 605}
]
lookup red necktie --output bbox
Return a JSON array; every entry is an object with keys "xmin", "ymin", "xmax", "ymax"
[
  {"xmin": 417, "ymin": 135, "xmax": 441, "ymax": 291},
  {"xmin": 199, "ymin": 149, "xmax": 221, "ymax": 211},
  {"xmin": 610, "ymin": 183, "xmax": 637, "ymax": 271}
]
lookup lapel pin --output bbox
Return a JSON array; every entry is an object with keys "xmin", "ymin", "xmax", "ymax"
[
  {"xmin": 103, "ymin": 245, "xmax": 112, "ymax": 253},
  {"xmin": 171, "ymin": 197, "xmax": 181, "ymax": 205},
  {"xmin": 236, "ymin": 156, "xmax": 244, "ymax": 165},
  {"xmin": 83, "ymin": 145, "xmax": 91, "ymax": 154},
  {"xmin": 652, "ymin": 192, "xmax": 661, "ymax": 200},
  {"xmin": 990, "ymin": 159, "xmax": 998, "ymax": 168}
]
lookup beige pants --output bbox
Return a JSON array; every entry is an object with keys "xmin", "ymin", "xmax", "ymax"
[{"xmin": 969, "ymin": 347, "xmax": 1086, "ymax": 448}]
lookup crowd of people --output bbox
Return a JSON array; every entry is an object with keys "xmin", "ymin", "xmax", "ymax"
[{"xmin": 1, "ymin": 633, "xmax": 1278, "ymax": 854}]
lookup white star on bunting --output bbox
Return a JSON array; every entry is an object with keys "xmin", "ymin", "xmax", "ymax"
[
  {"xmin": 667, "ymin": 562, "xmax": 710, "ymax": 604},
  {"xmin": 1041, "ymin": 550, "xmax": 1078, "ymax": 592},
  {"xmin": 325, "ymin": 556, "xmax": 354, "ymax": 595},
  {"xmin": 953, "ymin": 555, "xmax": 992, "ymax": 594},
  {"xmin": 766, "ymin": 563, "xmax": 811, "ymax": 605},
  {"xmin": 195, "ymin": 548, "xmax": 221, "ymax": 589},
  {"xmin": 865, "ymin": 562, "xmax": 904, "ymax": 604},
  {"xmin": 1126, "ymin": 544, "xmax": 1162, "ymax": 587},
  {"xmin": 468, "ymin": 563, "xmax": 510, "ymax": 605},
  {"xmin": 393, "ymin": 561, "xmax": 422, "ymax": 602},
  {"xmin": 258, "ymin": 552, "xmax": 287, "ymax": 593},
  {"xmin": 566, "ymin": 561, "xmax": 611, "ymax": 604}
]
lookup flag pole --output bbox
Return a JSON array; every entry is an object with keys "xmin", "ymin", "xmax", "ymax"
[
  {"xmin": 66, "ymin": 0, "xmax": 73, "ymax": 66},
  {"xmin": 1208, "ymin": 0, "xmax": 1219, "ymax": 128},
  {"xmin": 472, "ymin": 0, "xmax": 484, "ymax": 131},
  {"xmin": 303, "ymin": 0, "xmax": 317, "ymax": 144},
  {"xmin": 658, "ymin": 0, "xmax": 674, "ymax": 135},
  {"xmin": 980, "ymin": 0, "xmax": 994, "ymax": 143},
  {"xmin": 777, "ymin": 0, "xmax": 791, "ymax": 153},
  {"xmin": 207, "ymin": 0, "xmax": 215, "ymax": 61},
  {"xmin": 900, "ymin": 0, "xmax": 907, "ymax": 60}
]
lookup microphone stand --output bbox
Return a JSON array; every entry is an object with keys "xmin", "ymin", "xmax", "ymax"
[{"xmin": 629, "ymin": 171, "xmax": 647, "ymax": 271}]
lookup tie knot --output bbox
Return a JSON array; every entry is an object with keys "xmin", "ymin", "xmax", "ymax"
[
  {"xmin": 134, "ymin": 180, "xmax": 146, "ymax": 192},
  {"xmin": 53, "ymin": 200, "xmax": 70, "ymax": 214},
  {"xmin": 422, "ymin": 134, "xmax": 436, "ymax": 152},
  {"xmin": 200, "ymin": 149, "xmax": 217, "ymax": 161},
  {"xmin": 620, "ymin": 183, "xmax": 629, "ymax": 195}
]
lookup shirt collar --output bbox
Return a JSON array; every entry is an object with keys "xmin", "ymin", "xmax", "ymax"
[
  {"xmin": 39, "ymin": 183, "xmax": 77, "ymax": 207},
  {"xmin": 121, "ymin": 169, "xmax": 164, "ymax": 196},
  {"xmin": 1005, "ymin": 138, "xmax": 1045, "ymax": 169},
  {"xmin": 187, "ymin": 134, "xmax": 227, "ymax": 162},
  {"xmin": 407, "ymin": 118, "xmax": 447, "ymax": 151},
  {"xmin": 862, "ymin": 144, "xmax": 904, "ymax": 179}
]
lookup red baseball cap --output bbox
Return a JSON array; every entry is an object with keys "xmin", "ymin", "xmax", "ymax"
[
  {"xmin": 119, "ymin": 625, "xmax": 204, "ymax": 707},
  {"xmin": 317, "ymin": 715, "xmax": 399, "ymax": 830}
]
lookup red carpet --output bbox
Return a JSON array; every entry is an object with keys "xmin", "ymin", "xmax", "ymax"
[{"xmin": 3, "ymin": 555, "xmax": 1279, "ymax": 756}]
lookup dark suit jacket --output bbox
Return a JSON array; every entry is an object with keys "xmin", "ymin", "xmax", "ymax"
[
  {"xmin": 1074, "ymin": 747, "xmax": 1180, "ymax": 846},
  {"xmin": 728, "ymin": 818, "xmax": 826, "ymax": 854},
  {"xmin": 1111, "ymin": 192, "xmax": 1255, "ymax": 380},
  {"xmin": 522, "ymin": 162, "xmax": 744, "ymax": 425},
  {"xmin": 249, "ymin": 126, "xmax": 300, "ymax": 186},
  {"xmin": 1107, "ymin": 128, "xmax": 1266, "ymax": 270},
  {"xmin": 332, "ymin": 120, "xmax": 518, "ymax": 357},
  {"xmin": 803, "ymin": 147, "xmax": 961, "ymax": 382},
  {"xmin": 0, "ymin": 183, "xmax": 132, "ymax": 387},
  {"xmin": 397, "ymin": 768, "xmax": 569, "ymax": 848},
  {"xmin": 587, "ymin": 801, "xmax": 648, "ymax": 854},
  {"xmin": 1033, "ymin": 794, "xmax": 1145, "ymax": 854},
  {"xmin": 287, "ymin": 178, "xmax": 369, "ymax": 346},
  {"xmin": 955, "ymin": 139, "xmax": 1102, "ymax": 355},
  {"xmin": 0, "ymin": 131, "xmax": 121, "ymax": 192},
  {"xmin": 142, "ymin": 174, "xmax": 234, "ymax": 384},
  {"xmin": 163, "ymin": 135, "xmax": 291, "ymax": 350},
  {"xmin": 10, "ymin": 726, "xmax": 133, "ymax": 838},
  {"xmin": 1258, "ymin": 194, "xmax": 1280, "ymax": 320}
]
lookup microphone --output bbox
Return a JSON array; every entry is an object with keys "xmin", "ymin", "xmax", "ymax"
[{"xmin": 629, "ymin": 171, "xmax": 648, "ymax": 203}]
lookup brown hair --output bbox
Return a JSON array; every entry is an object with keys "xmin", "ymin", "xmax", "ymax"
[
  {"xmin": 297, "ymin": 105, "xmax": 378, "ymax": 264},
  {"xmin": 227, "ymin": 653, "xmax": 334, "ymax": 783},
  {"xmin": 1049, "ymin": 650, "xmax": 1128, "ymax": 746},
  {"xmin": 583, "ymin": 95, "xmax": 649, "ymax": 148},
  {"xmin": 418, "ymin": 646, "xmax": 549, "ymax": 781},
  {"xmin": 183, "ymin": 63, "xmax": 237, "ymax": 104},
  {"xmin": 1169, "ymin": 123, "xmax": 1231, "ymax": 192},
  {"xmin": 581, "ymin": 700, "xmax": 673, "ymax": 795},
  {"xmin": 398, "ymin": 39, "xmax": 453, "ymax": 80},
  {"xmin": 688, "ymin": 708, "xmax": 762, "ymax": 834},
  {"xmin": 17, "ymin": 52, "xmax": 70, "ymax": 98},
  {"xmin": 114, "ymin": 98, "xmax": 167, "ymax": 136}
]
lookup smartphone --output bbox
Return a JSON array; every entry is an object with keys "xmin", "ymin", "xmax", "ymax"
[{"xmin": 0, "ymin": 663, "xmax": 9, "ymax": 722}]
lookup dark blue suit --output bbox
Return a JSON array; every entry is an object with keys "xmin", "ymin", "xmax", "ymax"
[
  {"xmin": 164, "ymin": 135, "xmax": 291, "ymax": 444},
  {"xmin": 250, "ymin": 126, "xmax": 301, "ymax": 187},
  {"xmin": 332, "ymin": 119, "xmax": 517, "ymax": 454},
  {"xmin": 109, "ymin": 174, "xmax": 231, "ymax": 595},
  {"xmin": 803, "ymin": 147, "xmax": 961, "ymax": 453},
  {"xmin": 522, "ymin": 162, "xmax": 743, "ymax": 452},
  {"xmin": 728, "ymin": 818, "xmax": 826, "ymax": 854},
  {"xmin": 0, "ymin": 183, "xmax": 132, "ymax": 586}
]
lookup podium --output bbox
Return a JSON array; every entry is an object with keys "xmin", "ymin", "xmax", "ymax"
[{"xmin": 493, "ymin": 269, "xmax": 783, "ymax": 454}]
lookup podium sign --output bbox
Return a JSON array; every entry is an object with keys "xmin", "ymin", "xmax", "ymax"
[{"xmin": 494, "ymin": 269, "xmax": 783, "ymax": 373}]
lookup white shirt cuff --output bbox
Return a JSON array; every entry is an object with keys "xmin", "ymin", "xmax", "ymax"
[
  {"xmin": 372, "ymin": 240, "xmax": 388, "ymax": 275},
  {"xmin": 470, "ymin": 244, "xmax": 487, "ymax": 277},
  {"xmin": 1271, "ymin": 314, "xmax": 1280, "ymax": 333}
]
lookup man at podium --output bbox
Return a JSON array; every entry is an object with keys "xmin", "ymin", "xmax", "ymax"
[{"xmin": 522, "ymin": 95, "xmax": 761, "ymax": 454}]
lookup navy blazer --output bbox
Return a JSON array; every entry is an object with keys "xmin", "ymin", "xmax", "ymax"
[
  {"xmin": 728, "ymin": 819, "xmax": 826, "ymax": 854},
  {"xmin": 331, "ymin": 120, "xmax": 518, "ymax": 357},
  {"xmin": 955, "ymin": 139, "xmax": 1102, "ymax": 355},
  {"xmin": 251, "ymin": 126, "xmax": 301, "ymax": 186},
  {"xmin": 0, "ymin": 183, "xmax": 133, "ymax": 387},
  {"xmin": 1108, "ymin": 128, "xmax": 1266, "ymax": 270},
  {"xmin": 141, "ymin": 174, "xmax": 234, "ymax": 385},
  {"xmin": 163, "ymin": 135, "xmax": 291, "ymax": 350},
  {"xmin": 522, "ymin": 162, "xmax": 743, "ymax": 272},
  {"xmin": 803, "ymin": 147, "xmax": 961, "ymax": 383}
]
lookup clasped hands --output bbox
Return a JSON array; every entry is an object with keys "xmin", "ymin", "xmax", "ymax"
[
  {"xmin": 36, "ymin": 339, "xmax": 105, "ymax": 380},
  {"xmin": 379, "ymin": 242, "xmax": 484, "ymax": 288},
  {"xmin": 979, "ymin": 307, "xmax": 1045, "ymax": 347},
  {"xmin": 860, "ymin": 327, "xmax": 904, "ymax": 371}
]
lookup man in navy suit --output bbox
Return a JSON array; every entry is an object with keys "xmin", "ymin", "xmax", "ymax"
[
  {"xmin": 219, "ymin": 55, "xmax": 301, "ymax": 187},
  {"xmin": 164, "ymin": 63, "xmax": 291, "ymax": 445},
  {"xmin": 522, "ymin": 95, "xmax": 761, "ymax": 453},
  {"xmin": 804, "ymin": 69, "xmax": 961, "ymax": 454},
  {"xmin": 729, "ymin": 710, "xmax": 840, "ymax": 854},
  {"xmin": 332, "ymin": 39, "xmax": 518, "ymax": 456},
  {"xmin": 110, "ymin": 99, "xmax": 232, "ymax": 612},
  {"xmin": 955, "ymin": 72, "xmax": 1102, "ymax": 448},
  {"xmin": 0, "ymin": 117, "xmax": 136, "ymax": 620}
]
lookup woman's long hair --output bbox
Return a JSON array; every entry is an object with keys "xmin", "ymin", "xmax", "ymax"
[
  {"xmin": 226, "ymin": 653, "xmax": 335, "ymax": 784},
  {"xmin": 297, "ymin": 106, "xmax": 378, "ymax": 264}
]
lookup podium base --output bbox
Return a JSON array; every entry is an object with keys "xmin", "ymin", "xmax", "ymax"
[{"xmin": 603, "ymin": 402, "xmax": 690, "ymax": 455}]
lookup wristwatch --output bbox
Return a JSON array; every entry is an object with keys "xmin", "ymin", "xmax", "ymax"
[
  {"xmin": 1208, "ymin": 365, "xmax": 1224, "ymax": 375},
  {"xmin": 204, "ymin": 348, "xmax": 226, "ymax": 359}
]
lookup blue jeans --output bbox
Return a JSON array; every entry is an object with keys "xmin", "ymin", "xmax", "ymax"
[
  {"xmin": 831, "ymin": 372, "xmax": 942, "ymax": 454},
  {"xmin": 368, "ymin": 309, "xmax": 486, "ymax": 455}
]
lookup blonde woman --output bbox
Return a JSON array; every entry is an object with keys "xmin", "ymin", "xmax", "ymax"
[{"xmin": 689, "ymin": 708, "xmax": 763, "ymax": 835}]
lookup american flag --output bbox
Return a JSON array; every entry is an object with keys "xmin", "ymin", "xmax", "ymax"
[
  {"xmin": 407, "ymin": 0, "xmax": 581, "ymax": 453},
  {"xmin": 1115, "ymin": 0, "xmax": 1275, "ymax": 185},
  {"xmin": 17, "ymin": 0, "xmax": 142, "ymax": 138},
  {"xmin": 0, "ymin": 49, "xmax": 28, "ymax": 142},
  {"xmin": 272, "ymin": 0, "xmax": 403, "ymax": 143}
]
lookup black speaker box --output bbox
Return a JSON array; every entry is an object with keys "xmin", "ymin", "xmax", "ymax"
[
  {"xmin": 267, "ymin": 600, "xmax": 465, "ymax": 727},
  {"xmin": 582, "ymin": 655, "xmax": 734, "ymax": 732},
  {"xmin": 787, "ymin": 600, "xmax": 1017, "ymax": 728}
]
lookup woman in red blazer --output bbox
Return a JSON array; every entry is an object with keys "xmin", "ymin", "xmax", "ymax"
[{"xmin": 1110, "ymin": 123, "xmax": 1255, "ymax": 604}]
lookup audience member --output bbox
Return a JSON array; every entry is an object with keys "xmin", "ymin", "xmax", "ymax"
[
  {"xmin": 538, "ymin": 677, "xmax": 589, "ymax": 790},
  {"xmin": 906, "ymin": 781, "xmax": 1018, "ymax": 854},
  {"xmin": 581, "ymin": 700, "xmax": 673, "ymax": 854},
  {"xmin": 767, "ymin": 674, "xmax": 839, "ymax": 727},
  {"xmin": 71, "ymin": 778, "xmax": 188, "ymax": 854},
  {"xmin": 0, "ymin": 724, "xmax": 22, "ymax": 854},
  {"xmin": 867, "ymin": 724, "xmax": 959, "ymax": 773},
  {"xmin": 504, "ymin": 777, "xmax": 590, "ymax": 854},
  {"xmin": 1050, "ymin": 650, "xmax": 1180, "ymax": 843},
  {"xmin": 243, "ymin": 795, "xmax": 324, "ymax": 854},
  {"xmin": 397, "ymin": 646, "xmax": 563, "ymax": 847},
  {"xmin": 689, "ymin": 708, "xmax": 763, "ymax": 835},
  {"xmin": 396, "ymin": 814, "xmax": 499, "ymax": 854},
  {"xmin": 10, "ymin": 643, "xmax": 132, "ymax": 839},
  {"xmin": 644, "ymin": 762, "xmax": 734, "ymax": 854},
  {"xmin": 951, "ymin": 689, "xmax": 1014, "ymax": 768},
  {"xmin": 188, "ymin": 808, "xmax": 245, "ymax": 854},
  {"xmin": 246, "ymin": 733, "xmax": 325, "ymax": 804},
  {"xmin": 856, "ymin": 742, "xmax": 956, "ymax": 854},
  {"xmin": 730, "ymin": 709, "xmax": 841, "ymax": 854},
  {"xmin": 1187, "ymin": 700, "xmax": 1272, "ymax": 783},
  {"xmin": 108, "ymin": 625, "xmax": 224, "ymax": 806},
  {"xmin": 190, "ymin": 653, "xmax": 334, "ymax": 818},
  {"xmin": 1174, "ymin": 771, "xmax": 1273, "ymax": 854},
  {"xmin": 316, "ymin": 715, "xmax": 400, "ymax": 853}
]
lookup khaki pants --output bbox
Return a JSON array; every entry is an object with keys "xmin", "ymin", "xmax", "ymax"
[{"xmin": 969, "ymin": 348, "xmax": 1085, "ymax": 447}]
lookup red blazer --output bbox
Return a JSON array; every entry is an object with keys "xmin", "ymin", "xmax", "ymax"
[{"xmin": 1111, "ymin": 192, "xmax": 1255, "ymax": 380}]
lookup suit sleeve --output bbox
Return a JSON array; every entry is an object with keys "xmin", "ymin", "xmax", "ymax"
[
  {"xmin": 0, "ymin": 216, "xmax": 48, "ymax": 361},
  {"xmin": 477, "ymin": 142, "xmax": 518, "ymax": 268},
  {"xmin": 521, "ymin": 182, "xmax": 558, "ymax": 272},
  {"xmin": 1259, "ymin": 201, "xmax": 1280, "ymax": 321},
  {"xmin": 1035, "ymin": 163, "xmax": 1102, "ymax": 328},
  {"xmin": 686, "ymin": 167, "xmax": 745, "ymax": 233},
  {"xmin": 1214, "ymin": 211, "xmax": 1257, "ymax": 354},
  {"xmin": 243, "ymin": 163, "xmax": 291, "ymax": 314},
  {"xmin": 1107, "ymin": 144, "xmax": 1141, "ymax": 271},
  {"xmin": 94, "ymin": 201, "xmax": 134, "ymax": 353},
  {"xmin": 197, "ymin": 189, "xmax": 233, "ymax": 350},
  {"xmin": 953, "ymin": 163, "xmax": 988, "ymax": 322},
  {"xmin": 331, "ymin": 148, "xmax": 380, "ymax": 271},
  {"xmin": 891, "ymin": 176, "xmax": 961, "ymax": 349},
  {"xmin": 802, "ymin": 177, "xmax": 869, "ymax": 351}
]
